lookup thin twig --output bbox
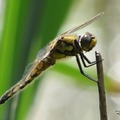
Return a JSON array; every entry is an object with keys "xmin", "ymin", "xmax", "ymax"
[{"xmin": 95, "ymin": 51, "xmax": 108, "ymax": 120}]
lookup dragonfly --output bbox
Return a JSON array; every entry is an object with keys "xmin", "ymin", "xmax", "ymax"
[{"xmin": 0, "ymin": 12, "xmax": 104, "ymax": 104}]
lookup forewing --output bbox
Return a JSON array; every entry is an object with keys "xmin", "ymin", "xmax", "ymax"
[{"xmin": 61, "ymin": 12, "xmax": 104, "ymax": 35}]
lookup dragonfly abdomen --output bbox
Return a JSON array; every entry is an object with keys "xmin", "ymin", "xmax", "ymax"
[{"xmin": 0, "ymin": 56, "xmax": 55, "ymax": 104}]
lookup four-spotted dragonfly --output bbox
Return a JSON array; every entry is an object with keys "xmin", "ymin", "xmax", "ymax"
[{"xmin": 0, "ymin": 12, "xmax": 103, "ymax": 104}]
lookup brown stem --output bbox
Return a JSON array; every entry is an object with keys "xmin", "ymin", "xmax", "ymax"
[{"xmin": 95, "ymin": 51, "xmax": 108, "ymax": 120}]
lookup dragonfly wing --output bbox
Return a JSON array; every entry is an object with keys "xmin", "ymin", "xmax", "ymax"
[
  {"xmin": 22, "ymin": 62, "xmax": 34, "ymax": 79},
  {"xmin": 61, "ymin": 12, "xmax": 104, "ymax": 35},
  {"xmin": 22, "ymin": 39, "xmax": 57, "ymax": 79},
  {"xmin": 36, "ymin": 39, "xmax": 57, "ymax": 60}
]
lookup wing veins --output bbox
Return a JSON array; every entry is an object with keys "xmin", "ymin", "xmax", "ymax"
[{"xmin": 61, "ymin": 12, "xmax": 104, "ymax": 35}]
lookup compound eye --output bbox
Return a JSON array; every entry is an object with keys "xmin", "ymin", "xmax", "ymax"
[
  {"xmin": 80, "ymin": 32, "xmax": 97, "ymax": 52},
  {"xmin": 91, "ymin": 36, "xmax": 95, "ymax": 39}
]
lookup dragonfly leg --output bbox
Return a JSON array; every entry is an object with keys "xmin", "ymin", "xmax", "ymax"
[
  {"xmin": 74, "ymin": 40, "xmax": 96, "ymax": 68},
  {"xmin": 75, "ymin": 54, "xmax": 97, "ymax": 82},
  {"xmin": 79, "ymin": 52, "xmax": 96, "ymax": 67}
]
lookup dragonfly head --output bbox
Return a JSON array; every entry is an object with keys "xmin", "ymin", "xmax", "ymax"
[{"xmin": 79, "ymin": 32, "xmax": 97, "ymax": 52}]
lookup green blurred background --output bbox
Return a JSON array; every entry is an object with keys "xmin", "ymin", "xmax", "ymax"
[{"xmin": 0, "ymin": 0, "xmax": 120, "ymax": 120}]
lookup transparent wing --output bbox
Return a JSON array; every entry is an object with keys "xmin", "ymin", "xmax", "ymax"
[
  {"xmin": 61, "ymin": 12, "xmax": 104, "ymax": 35},
  {"xmin": 36, "ymin": 39, "xmax": 57, "ymax": 59},
  {"xmin": 22, "ymin": 62, "xmax": 34, "ymax": 78},
  {"xmin": 22, "ymin": 39, "xmax": 57, "ymax": 78}
]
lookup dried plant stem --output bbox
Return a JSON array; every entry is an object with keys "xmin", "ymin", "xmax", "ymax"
[{"xmin": 95, "ymin": 51, "xmax": 108, "ymax": 120}]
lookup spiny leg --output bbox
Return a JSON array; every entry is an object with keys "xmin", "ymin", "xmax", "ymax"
[
  {"xmin": 74, "ymin": 39, "xmax": 96, "ymax": 68},
  {"xmin": 75, "ymin": 54, "xmax": 97, "ymax": 82},
  {"xmin": 79, "ymin": 52, "xmax": 96, "ymax": 67}
]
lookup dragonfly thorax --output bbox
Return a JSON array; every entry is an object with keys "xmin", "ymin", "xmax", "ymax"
[{"xmin": 79, "ymin": 32, "xmax": 97, "ymax": 52}]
